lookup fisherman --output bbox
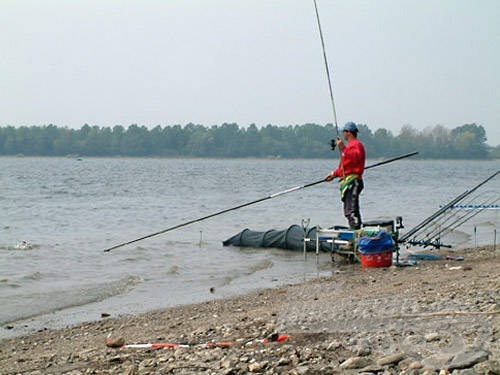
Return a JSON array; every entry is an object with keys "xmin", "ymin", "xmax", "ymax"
[{"xmin": 325, "ymin": 121, "xmax": 366, "ymax": 229}]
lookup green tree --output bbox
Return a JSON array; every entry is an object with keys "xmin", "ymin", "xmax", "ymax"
[
  {"xmin": 450, "ymin": 123, "xmax": 488, "ymax": 159},
  {"xmin": 373, "ymin": 128, "xmax": 395, "ymax": 157}
]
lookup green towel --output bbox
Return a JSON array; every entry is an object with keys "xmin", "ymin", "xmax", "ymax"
[{"xmin": 338, "ymin": 174, "xmax": 359, "ymax": 198}]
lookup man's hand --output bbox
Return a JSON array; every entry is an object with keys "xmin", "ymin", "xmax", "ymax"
[
  {"xmin": 325, "ymin": 171, "xmax": 335, "ymax": 182},
  {"xmin": 336, "ymin": 136, "xmax": 345, "ymax": 150}
]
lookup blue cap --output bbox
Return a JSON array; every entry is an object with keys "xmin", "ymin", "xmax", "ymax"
[{"xmin": 342, "ymin": 121, "xmax": 358, "ymax": 133}]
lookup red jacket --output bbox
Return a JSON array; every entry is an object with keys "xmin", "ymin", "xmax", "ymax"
[{"xmin": 333, "ymin": 138, "xmax": 366, "ymax": 179}]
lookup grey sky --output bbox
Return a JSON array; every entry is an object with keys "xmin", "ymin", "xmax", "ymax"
[{"xmin": 1, "ymin": 0, "xmax": 499, "ymax": 146}]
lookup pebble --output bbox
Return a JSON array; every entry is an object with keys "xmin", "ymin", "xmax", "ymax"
[
  {"xmin": 377, "ymin": 352, "xmax": 405, "ymax": 366},
  {"xmin": 340, "ymin": 356, "xmax": 372, "ymax": 369},
  {"xmin": 106, "ymin": 336, "xmax": 125, "ymax": 348},
  {"xmin": 448, "ymin": 350, "xmax": 489, "ymax": 370},
  {"xmin": 425, "ymin": 332, "xmax": 441, "ymax": 341},
  {"xmin": 409, "ymin": 361, "xmax": 423, "ymax": 369}
]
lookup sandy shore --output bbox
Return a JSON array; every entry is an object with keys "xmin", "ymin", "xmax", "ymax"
[{"xmin": 1, "ymin": 245, "xmax": 498, "ymax": 374}]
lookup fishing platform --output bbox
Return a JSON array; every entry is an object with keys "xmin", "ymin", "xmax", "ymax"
[
  {"xmin": 224, "ymin": 170, "xmax": 499, "ymax": 267},
  {"xmin": 223, "ymin": 217, "xmax": 405, "ymax": 267}
]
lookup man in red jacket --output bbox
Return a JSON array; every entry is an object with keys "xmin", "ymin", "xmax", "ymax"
[{"xmin": 325, "ymin": 122, "xmax": 366, "ymax": 229}]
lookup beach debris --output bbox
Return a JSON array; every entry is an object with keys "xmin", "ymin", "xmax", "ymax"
[
  {"xmin": 101, "ymin": 312, "xmax": 111, "ymax": 318},
  {"xmin": 394, "ymin": 259, "xmax": 418, "ymax": 267},
  {"xmin": 445, "ymin": 255, "xmax": 464, "ymax": 261},
  {"xmin": 408, "ymin": 253, "xmax": 443, "ymax": 260},
  {"xmin": 446, "ymin": 264, "xmax": 472, "ymax": 271},
  {"xmin": 106, "ymin": 333, "xmax": 289, "ymax": 350}
]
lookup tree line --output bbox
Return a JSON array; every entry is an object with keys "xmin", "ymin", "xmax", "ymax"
[{"xmin": 0, "ymin": 122, "xmax": 497, "ymax": 159}]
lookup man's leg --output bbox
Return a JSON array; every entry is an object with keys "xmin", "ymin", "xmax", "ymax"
[{"xmin": 342, "ymin": 179, "xmax": 363, "ymax": 229}]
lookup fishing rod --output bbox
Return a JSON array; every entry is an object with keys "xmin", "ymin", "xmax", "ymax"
[
  {"xmin": 437, "ymin": 197, "xmax": 499, "ymax": 239},
  {"xmin": 412, "ymin": 192, "xmax": 482, "ymax": 240},
  {"xmin": 407, "ymin": 197, "xmax": 497, "ymax": 250},
  {"xmin": 103, "ymin": 151, "xmax": 418, "ymax": 252},
  {"xmin": 422, "ymin": 194, "xmax": 493, "ymax": 240},
  {"xmin": 313, "ymin": 0, "xmax": 339, "ymax": 136},
  {"xmin": 405, "ymin": 238, "xmax": 452, "ymax": 249},
  {"xmin": 399, "ymin": 169, "xmax": 499, "ymax": 243},
  {"xmin": 312, "ymin": 0, "xmax": 347, "ymax": 179},
  {"xmin": 404, "ymin": 196, "xmax": 492, "ymax": 249}
]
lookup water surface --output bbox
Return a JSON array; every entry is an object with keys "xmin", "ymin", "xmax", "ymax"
[{"xmin": 0, "ymin": 157, "xmax": 498, "ymax": 338}]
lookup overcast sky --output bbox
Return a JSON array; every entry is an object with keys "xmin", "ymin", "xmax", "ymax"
[{"xmin": 1, "ymin": 0, "xmax": 499, "ymax": 146}]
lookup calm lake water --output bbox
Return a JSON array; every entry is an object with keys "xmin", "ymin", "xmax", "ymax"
[{"xmin": 0, "ymin": 157, "xmax": 498, "ymax": 338}]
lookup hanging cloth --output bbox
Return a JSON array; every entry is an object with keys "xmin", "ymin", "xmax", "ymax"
[{"xmin": 338, "ymin": 174, "xmax": 359, "ymax": 199}]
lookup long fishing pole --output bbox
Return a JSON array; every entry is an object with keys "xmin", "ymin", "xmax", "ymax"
[
  {"xmin": 414, "ymin": 196, "xmax": 498, "ymax": 247},
  {"xmin": 103, "ymin": 151, "xmax": 418, "ymax": 252},
  {"xmin": 313, "ymin": 0, "xmax": 339, "ymax": 135},
  {"xmin": 405, "ymin": 196, "xmax": 498, "ymax": 249},
  {"xmin": 407, "ymin": 199, "xmax": 499, "ymax": 249},
  {"xmin": 438, "ymin": 197, "xmax": 499, "ymax": 239},
  {"xmin": 422, "ymin": 193, "xmax": 487, "ymax": 240},
  {"xmin": 399, "ymin": 169, "xmax": 499, "ymax": 243},
  {"xmin": 414, "ymin": 192, "xmax": 482, "ymax": 239}
]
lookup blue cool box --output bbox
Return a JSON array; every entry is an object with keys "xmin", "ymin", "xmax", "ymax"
[{"xmin": 358, "ymin": 230, "xmax": 394, "ymax": 254}]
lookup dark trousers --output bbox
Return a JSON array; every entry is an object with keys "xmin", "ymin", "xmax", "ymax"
[{"xmin": 342, "ymin": 179, "xmax": 364, "ymax": 229}]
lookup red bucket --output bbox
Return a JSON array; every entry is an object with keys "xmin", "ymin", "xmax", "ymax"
[{"xmin": 360, "ymin": 251, "xmax": 392, "ymax": 267}]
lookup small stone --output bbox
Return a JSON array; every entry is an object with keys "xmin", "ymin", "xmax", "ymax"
[
  {"xmin": 422, "ymin": 354, "xmax": 454, "ymax": 370},
  {"xmin": 220, "ymin": 359, "xmax": 233, "ymax": 369},
  {"xmin": 425, "ymin": 332, "xmax": 441, "ymax": 342},
  {"xmin": 409, "ymin": 361, "xmax": 423, "ymax": 369},
  {"xmin": 101, "ymin": 312, "xmax": 111, "ymax": 318},
  {"xmin": 360, "ymin": 364, "xmax": 384, "ymax": 373},
  {"xmin": 108, "ymin": 355, "xmax": 123, "ymax": 363},
  {"xmin": 326, "ymin": 340, "xmax": 342, "ymax": 350},
  {"xmin": 355, "ymin": 345, "xmax": 371, "ymax": 356},
  {"xmin": 277, "ymin": 357, "xmax": 290, "ymax": 366},
  {"xmin": 248, "ymin": 361, "xmax": 268, "ymax": 372},
  {"xmin": 106, "ymin": 336, "xmax": 125, "ymax": 348},
  {"xmin": 474, "ymin": 360, "xmax": 500, "ymax": 374},
  {"xmin": 448, "ymin": 350, "xmax": 488, "ymax": 370},
  {"xmin": 397, "ymin": 358, "xmax": 413, "ymax": 370},
  {"xmin": 295, "ymin": 365, "xmax": 310, "ymax": 375},
  {"xmin": 377, "ymin": 352, "xmax": 405, "ymax": 366},
  {"xmin": 340, "ymin": 356, "xmax": 372, "ymax": 369},
  {"xmin": 124, "ymin": 364, "xmax": 137, "ymax": 375}
]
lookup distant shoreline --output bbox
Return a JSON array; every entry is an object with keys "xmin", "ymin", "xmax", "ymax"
[{"xmin": 1, "ymin": 155, "xmax": 499, "ymax": 160}]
